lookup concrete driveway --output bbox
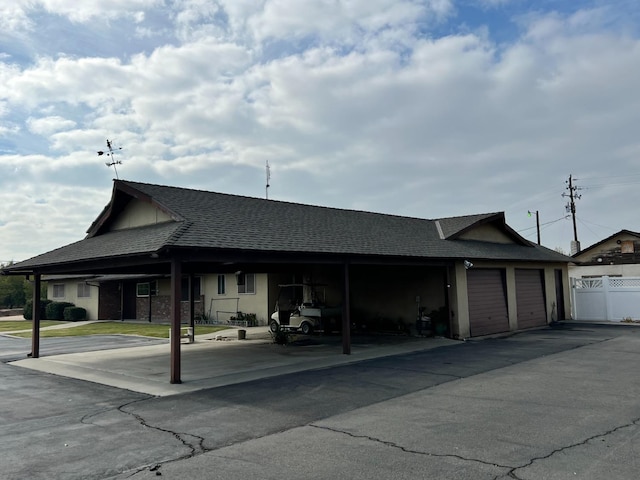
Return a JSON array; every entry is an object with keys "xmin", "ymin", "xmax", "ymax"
[{"xmin": 2, "ymin": 321, "xmax": 457, "ymax": 396}]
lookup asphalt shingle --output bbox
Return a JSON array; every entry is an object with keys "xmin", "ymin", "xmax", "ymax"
[{"xmin": 5, "ymin": 180, "xmax": 571, "ymax": 272}]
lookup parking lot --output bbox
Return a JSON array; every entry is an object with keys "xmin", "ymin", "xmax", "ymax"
[{"xmin": 1, "ymin": 322, "xmax": 639, "ymax": 479}]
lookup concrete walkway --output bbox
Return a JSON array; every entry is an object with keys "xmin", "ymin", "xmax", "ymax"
[{"xmin": 6, "ymin": 319, "xmax": 458, "ymax": 397}]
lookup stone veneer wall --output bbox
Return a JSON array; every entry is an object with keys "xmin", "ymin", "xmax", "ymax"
[{"xmin": 136, "ymin": 295, "xmax": 204, "ymax": 323}]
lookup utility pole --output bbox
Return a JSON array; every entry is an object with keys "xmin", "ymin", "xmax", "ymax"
[
  {"xmin": 562, "ymin": 174, "xmax": 582, "ymax": 254},
  {"xmin": 528, "ymin": 210, "xmax": 541, "ymax": 245}
]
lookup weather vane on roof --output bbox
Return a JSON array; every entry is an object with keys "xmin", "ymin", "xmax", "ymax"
[{"xmin": 97, "ymin": 139, "xmax": 123, "ymax": 179}]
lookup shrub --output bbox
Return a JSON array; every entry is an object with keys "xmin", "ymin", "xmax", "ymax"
[
  {"xmin": 63, "ymin": 306, "xmax": 87, "ymax": 321},
  {"xmin": 23, "ymin": 299, "xmax": 52, "ymax": 320},
  {"xmin": 46, "ymin": 301, "xmax": 75, "ymax": 320}
]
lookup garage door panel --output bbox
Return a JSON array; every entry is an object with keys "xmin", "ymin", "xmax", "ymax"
[
  {"xmin": 516, "ymin": 269, "xmax": 546, "ymax": 329},
  {"xmin": 467, "ymin": 269, "xmax": 509, "ymax": 337}
]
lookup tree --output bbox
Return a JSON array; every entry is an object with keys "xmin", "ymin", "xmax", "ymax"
[{"xmin": 0, "ymin": 264, "xmax": 28, "ymax": 308}]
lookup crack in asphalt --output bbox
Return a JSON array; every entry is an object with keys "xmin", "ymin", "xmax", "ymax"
[
  {"xmin": 81, "ymin": 398, "xmax": 208, "ymax": 477},
  {"xmin": 496, "ymin": 417, "xmax": 640, "ymax": 480},
  {"xmin": 309, "ymin": 424, "xmax": 514, "ymax": 472}
]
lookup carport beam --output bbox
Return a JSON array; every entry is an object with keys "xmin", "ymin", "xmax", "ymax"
[{"xmin": 170, "ymin": 259, "xmax": 182, "ymax": 384}]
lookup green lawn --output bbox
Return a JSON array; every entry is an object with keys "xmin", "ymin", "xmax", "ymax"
[
  {"xmin": 3, "ymin": 321, "xmax": 230, "ymax": 339},
  {"xmin": 0, "ymin": 321, "xmax": 69, "ymax": 331}
]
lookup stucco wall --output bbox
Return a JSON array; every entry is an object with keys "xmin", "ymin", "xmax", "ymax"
[
  {"xmin": 201, "ymin": 273, "xmax": 270, "ymax": 325},
  {"xmin": 569, "ymin": 264, "xmax": 640, "ymax": 278},
  {"xmin": 110, "ymin": 198, "xmax": 172, "ymax": 230},
  {"xmin": 47, "ymin": 280, "xmax": 99, "ymax": 320},
  {"xmin": 458, "ymin": 224, "xmax": 515, "ymax": 244}
]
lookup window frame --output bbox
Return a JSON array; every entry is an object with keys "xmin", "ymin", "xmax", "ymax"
[
  {"xmin": 77, "ymin": 283, "xmax": 91, "ymax": 298},
  {"xmin": 217, "ymin": 274, "xmax": 226, "ymax": 295},
  {"xmin": 52, "ymin": 284, "xmax": 65, "ymax": 298},
  {"xmin": 136, "ymin": 281, "xmax": 158, "ymax": 297},
  {"xmin": 238, "ymin": 273, "xmax": 256, "ymax": 295}
]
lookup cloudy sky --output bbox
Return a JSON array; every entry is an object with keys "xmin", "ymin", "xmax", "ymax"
[{"xmin": 1, "ymin": 0, "xmax": 639, "ymax": 263}]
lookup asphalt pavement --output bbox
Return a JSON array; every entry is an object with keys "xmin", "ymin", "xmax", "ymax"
[{"xmin": 1, "ymin": 322, "xmax": 639, "ymax": 479}]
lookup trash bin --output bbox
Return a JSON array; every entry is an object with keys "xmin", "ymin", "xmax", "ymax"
[{"xmin": 238, "ymin": 329, "xmax": 246, "ymax": 340}]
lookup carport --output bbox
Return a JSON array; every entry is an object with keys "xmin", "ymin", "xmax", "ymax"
[{"xmin": 2, "ymin": 180, "xmax": 572, "ymax": 384}]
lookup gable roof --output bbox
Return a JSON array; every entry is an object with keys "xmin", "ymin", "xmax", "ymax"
[
  {"xmin": 573, "ymin": 230, "xmax": 640, "ymax": 259},
  {"xmin": 3, "ymin": 180, "xmax": 571, "ymax": 274}
]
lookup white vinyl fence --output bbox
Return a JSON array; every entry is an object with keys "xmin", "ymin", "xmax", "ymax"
[{"xmin": 571, "ymin": 276, "xmax": 640, "ymax": 321}]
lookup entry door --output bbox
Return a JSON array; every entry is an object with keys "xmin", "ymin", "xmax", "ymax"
[
  {"xmin": 515, "ymin": 269, "xmax": 547, "ymax": 329},
  {"xmin": 121, "ymin": 281, "xmax": 137, "ymax": 320},
  {"xmin": 467, "ymin": 269, "xmax": 509, "ymax": 337}
]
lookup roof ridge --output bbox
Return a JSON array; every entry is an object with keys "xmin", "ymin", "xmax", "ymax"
[
  {"xmin": 119, "ymin": 179, "xmax": 445, "ymax": 224},
  {"xmin": 166, "ymin": 221, "xmax": 192, "ymax": 245}
]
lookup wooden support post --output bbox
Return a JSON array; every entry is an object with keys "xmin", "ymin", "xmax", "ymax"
[
  {"xmin": 189, "ymin": 272, "xmax": 195, "ymax": 341},
  {"xmin": 31, "ymin": 274, "xmax": 41, "ymax": 358},
  {"xmin": 342, "ymin": 262, "xmax": 351, "ymax": 355},
  {"xmin": 170, "ymin": 259, "xmax": 182, "ymax": 384}
]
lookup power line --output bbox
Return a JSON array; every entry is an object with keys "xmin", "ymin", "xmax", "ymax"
[{"xmin": 518, "ymin": 215, "xmax": 570, "ymax": 233}]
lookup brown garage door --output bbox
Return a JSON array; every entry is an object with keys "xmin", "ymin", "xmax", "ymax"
[
  {"xmin": 467, "ymin": 269, "xmax": 509, "ymax": 337},
  {"xmin": 515, "ymin": 269, "xmax": 547, "ymax": 329}
]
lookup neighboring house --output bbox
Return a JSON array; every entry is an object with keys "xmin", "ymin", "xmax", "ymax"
[
  {"xmin": 2, "ymin": 180, "xmax": 573, "ymax": 383},
  {"xmin": 570, "ymin": 230, "xmax": 640, "ymax": 277},
  {"xmin": 570, "ymin": 230, "xmax": 640, "ymax": 322}
]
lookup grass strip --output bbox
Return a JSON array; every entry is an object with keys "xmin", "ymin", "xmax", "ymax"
[{"xmin": 5, "ymin": 321, "xmax": 231, "ymax": 339}]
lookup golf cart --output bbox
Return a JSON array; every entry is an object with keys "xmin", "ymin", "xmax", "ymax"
[{"xmin": 269, "ymin": 283, "xmax": 341, "ymax": 335}]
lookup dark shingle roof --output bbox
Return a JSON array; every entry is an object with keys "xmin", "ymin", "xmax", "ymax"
[{"xmin": 4, "ymin": 180, "xmax": 571, "ymax": 272}]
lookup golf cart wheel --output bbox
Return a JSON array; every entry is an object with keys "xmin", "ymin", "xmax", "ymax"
[
  {"xmin": 269, "ymin": 320, "xmax": 280, "ymax": 333},
  {"xmin": 300, "ymin": 322, "xmax": 313, "ymax": 335}
]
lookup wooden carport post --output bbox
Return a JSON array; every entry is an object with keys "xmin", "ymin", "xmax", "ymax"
[
  {"xmin": 189, "ymin": 272, "xmax": 195, "ymax": 340},
  {"xmin": 342, "ymin": 262, "xmax": 351, "ymax": 355},
  {"xmin": 170, "ymin": 259, "xmax": 182, "ymax": 384},
  {"xmin": 30, "ymin": 274, "xmax": 41, "ymax": 358}
]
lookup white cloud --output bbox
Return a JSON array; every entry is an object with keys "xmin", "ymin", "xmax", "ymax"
[
  {"xmin": 37, "ymin": 0, "xmax": 158, "ymax": 23},
  {"xmin": 26, "ymin": 115, "xmax": 76, "ymax": 136},
  {"xmin": 2, "ymin": 1, "xmax": 640, "ymax": 259}
]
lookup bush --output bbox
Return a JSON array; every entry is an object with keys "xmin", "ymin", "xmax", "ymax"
[
  {"xmin": 23, "ymin": 299, "xmax": 52, "ymax": 320},
  {"xmin": 63, "ymin": 306, "xmax": 87, "ymax": 321},
  {"xmin": 46, "ymin": 301, "xmax": 75, "ymax": 320}
]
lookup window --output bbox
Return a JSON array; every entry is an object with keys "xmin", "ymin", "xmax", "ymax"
[
  {"xmin": 238, "ymin": 273, "xmax": 255, "ymax": 294},
  {"xmin": 181, "ymin": 276, "xmax": 202, "ymax": 301},
  {"xmin": 136, "ymin": 281, "xmax": 158, "ymax": 297},
  {"xmin": 217, "ymin": 274, "xmax": 226, "ymax": 295},
  {"xmin": 77, "ymin": 283, "xmax": 91, "ymax": 298},
  {"xmin": 52, "ymin": 284, "xmax": 65, "ymax": 298}
]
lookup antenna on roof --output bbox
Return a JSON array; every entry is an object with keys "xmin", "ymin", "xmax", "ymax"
[
  {"xmin": 266, "ymin": 160, "xmax": 271, "ymax": 199},
  {"xmin": 97, "ymin": 139, "xmax": 123, "ymax": 179}
]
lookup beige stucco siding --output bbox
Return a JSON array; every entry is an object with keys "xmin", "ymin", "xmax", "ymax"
[
  {"xmin": 458, "ymin": 224, "xmax": 515, "ymax": 244},
  {"xmin": 110, "ymin": 199, "xmax": 172, "ymax": 230},
  {"xmin": 569, "ymin": 264, "xmax": 640, "ymax": 278},
  {"xmin": 201, "ymin": 273, "xmax": 270, "ymax": 325},
  {"xmin": 47, "ymin": 280, "xmax": 99, "ymax": 320},
  {"xmin": 451, "ymin": 262, "xmax": 470, "ymax": 338}
]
